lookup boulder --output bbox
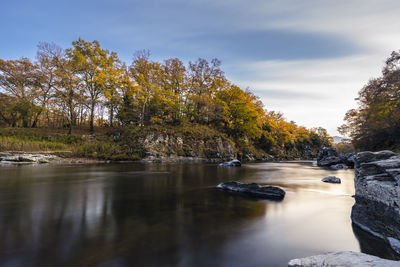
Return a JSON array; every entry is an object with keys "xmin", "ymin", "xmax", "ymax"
[
  {"xmin": 288, "ymin": 251, "xmax": 399, "ymax": 267},
  {"xmin": 345, "ymin": 153, "xmax": 356, "ymax": 167},
  {"xmin": 317, "ymin": 147, "xmax": 344, "ymax": 167},
  {"xmin": 352, "ymin": 150, "xmax": 400, "ymax": 255},
  {"xmin": 219, "ymin": 159, "xmax": 241, "ymax": 167},
  {"xmin": 217, "ymin": 181, "xmax": 285, "ymax": 200},
  {"xmin": 317, "ymin": 147, "xmax": 355, "ymax": 169},
  {"xmin": 321, "ymin": 176, "xmax": 341, "ymax": 183}
]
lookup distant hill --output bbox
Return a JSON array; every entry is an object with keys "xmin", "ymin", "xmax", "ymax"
[{"xmin": 333, "ymin": 136, "xmax": 351, "ymax": 144}]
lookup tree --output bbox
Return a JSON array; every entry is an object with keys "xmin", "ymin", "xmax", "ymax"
[
  {"xmin": 339, "ymin": 50, "xmax": 400, "ymax": 150},
  {"xmin": 0, "ymin": 58, "xmax": 38, "ymax": 127},
  {"xmin": 160, "ymin": 58, "xmax": 187, "ymax": 123},
  {"xmin": 187, "ymin": 58, "xmax": 226, "ymax": 123},
  {"xmin": 54, "ymin": 56, "xmax": 82, "ymax": 134},
  {"xmin": 129, "ymin": 50, "xmax": 162, "ymax": 127},
  {"xmin": 66, "ymin": 38, "xmax": 111, "ymax": 132},
  {"xmin": 103, "ymin": 52, "xmax": 124, "ymax": 127},
  {"xmin": 32, "ymin": 42, "xmax": 63, "ymax": 127}
]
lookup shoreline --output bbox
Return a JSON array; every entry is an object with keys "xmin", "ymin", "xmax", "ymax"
[{"xmin": 0, "ymin": 151, "xmax": 315, "ymax": 166}]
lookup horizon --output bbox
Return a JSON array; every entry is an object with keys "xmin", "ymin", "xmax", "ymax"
[{"xmin": 2, "ymin": 0, "xmax": 400, "ymax": 135}]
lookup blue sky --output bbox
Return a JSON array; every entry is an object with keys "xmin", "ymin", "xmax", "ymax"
[{"xmin": 2, "ymin": 0, "xmax": 400, "ymax": 135}]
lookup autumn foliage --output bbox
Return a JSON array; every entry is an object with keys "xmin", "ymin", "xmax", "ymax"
[
  {"xmin": 0, "ymin": 39, "xmax": 332, "ymax": 159},
  {"xmin": 339, "ymin": 50, "xmax": 400, "ymax": 151}
]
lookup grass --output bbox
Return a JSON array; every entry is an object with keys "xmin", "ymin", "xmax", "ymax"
[
  {"xmin": 0, "ymin": 136, "xmax": 69, "ymax": 152},
  {"xmin": 0, "ymin": 124, "xmax": 248, "ymax": 161},
  {"xmin": 0, "ymin": 126, "xmax": 145, "ymax": 160}
]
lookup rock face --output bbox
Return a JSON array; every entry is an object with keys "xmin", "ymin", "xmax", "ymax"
[
  {"xmin": 352, "ymin": 150, "xmax": 400, "ymax": 255},
  {"xmin": 288, "ymin": 251, "xmax": 400, "ymax": 267},
  {"xmin": 321, "ymin": 176, "xmax": 341, "ymax": 184},
  {"xmin": 317, "ymin": 147, "xmax": 354, "ymax": 169},
  {"xmin": 0, "ymin": 153, "xmax": 59, "ymax": 165},
  {"xmin": 140, "ymin": 133, "xmax": 236, "ymax": 163},
  {"xmin": 217, "ymin": 181, "xmax": 285, "ymax": 200},
  {"xmin": 219, "ymin": 159, "xmax": 241, "ymax": 167}
]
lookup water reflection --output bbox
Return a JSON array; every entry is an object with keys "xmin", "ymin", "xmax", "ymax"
[{"xmin": 0, "ymin": 162, "xmax": 360, "ymax": 266}]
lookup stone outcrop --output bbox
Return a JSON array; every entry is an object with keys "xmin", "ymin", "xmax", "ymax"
[
  {"xmin": 140, "ymin": 133, "xmax": 236, "ymax": 163},
  {"xmin": 217, "ymin": 181, "xmax": 285, "ymax": 200},
  {"xmin": 351, "ymin": 150, "xmax": 400, "ymax": 255},
  {"xmin": 0, "ymin": 153, "xmax": 59, "ymax": 165},
  {"xmin": 288, "ymin": 251, "xmax": 399, "ymax": 267},
  {"xmin": 317, "ymin": 147, "xmax": 354, "ymax": 169},
  {"xmin": 321, "ymin": 176, "xmax": 341, "ymax": 183},
  {"xmin": 219, "ymin": 159, "xmax": 241, "ymax": 167}
]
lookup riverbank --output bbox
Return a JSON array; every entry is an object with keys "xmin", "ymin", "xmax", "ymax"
[{"xmin": 0, "ymin": 125, "xmax": 326, "ymax": 164}]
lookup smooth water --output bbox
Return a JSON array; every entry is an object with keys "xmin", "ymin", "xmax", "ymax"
[{"xmin": 0, "ymin": 161, "xmax": 365, "ymax": 266}]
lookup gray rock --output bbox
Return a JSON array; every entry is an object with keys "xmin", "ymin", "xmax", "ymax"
[
  {"xmin": 219, "ymin": 159, "xmax": 241, "ymax": 167},
  {"xmin": 329, "ymin": 163, "xmax": 349, "ymax": 170},
  {"xmin": 217, "ymin": 181, "xmax": 285, "ymax": 200},
  {"xmin": 352, "ymin": 150, "xmax": 400, "ymax": 256},
  {"xmin": 321, "ymin": 176, "xmax": 341, "ymax": 183},
  {"xmin": 317, "ymin": 147, "xmax": 345, "ymax": 167},
  {"xmin": 288, "ymin": 251, "xmax": 400, "ymax": 267},
  {"xmin": 140, "ymin": 133, "xmax": 236, "ymax": 163},
  {"xmin": 0, "ymin": 153, "xmax": 58, "ymax": 165}
]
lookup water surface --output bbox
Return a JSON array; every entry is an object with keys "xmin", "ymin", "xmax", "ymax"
[{"xmin": 0, "ymin": 161, "xmax": 362, "ymax": 266}]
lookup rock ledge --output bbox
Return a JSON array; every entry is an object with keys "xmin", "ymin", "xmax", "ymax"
[{"xmin": 288, "ymin": 251, "xmax": 399, "ymax": 267}]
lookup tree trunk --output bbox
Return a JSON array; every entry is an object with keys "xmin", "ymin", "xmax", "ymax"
[
  {"xmin": 90, "ymin": 102, "xmax": 95, "ymax": 133},
  {"xmin": 110, "ymin": 107, "xmax": 114, "ymax": 128}
]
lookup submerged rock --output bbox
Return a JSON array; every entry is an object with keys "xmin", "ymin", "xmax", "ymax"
[
  {"xmin": 352, "ymin": 150, "xmax": 400, "ymax": 255},
  {"xmin": 218, "ymin": 159, "xmax": 241, "ymax": 167},
  {"xmin": 217, "ymin": 181, "xmax": 285, "ymax": 200},
  {"xmin": 321, "ymin": 176, "xmax": 341, "ymax": 184},
  {"xmin": 288, "ymin": 251, "xmax": 400, "ymax": 267}
]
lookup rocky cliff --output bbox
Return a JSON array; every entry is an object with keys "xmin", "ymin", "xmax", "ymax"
[
  {"xmin": 351, "ymin": 150, "xmax": 400, "ymax": 255},
  {"xmin": 140, "ymin": 132, "xmax": 236, "ymax": 162}
]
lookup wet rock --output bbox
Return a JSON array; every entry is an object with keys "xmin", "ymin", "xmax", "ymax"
[
  {"xmin": 321, "ymin": 176, "xmax": 341, "ymax": 183},
  {"xmin": 329, "ymin": 163, "xmax": 349, "ymax": 170},
  {"xmin": 288, "ymin": 251, "xmax": 400, "ymax": 267},
  {"xmin": 219, "ymin": 159, "xmax": 241, "ymax": 167},
  {"xmin": 352, "ymin": 150, "xmax": 400, "ymax": 256},
  {"xmin": 217, "ymin": 181, "xmax": 285, "ymax": 200}
]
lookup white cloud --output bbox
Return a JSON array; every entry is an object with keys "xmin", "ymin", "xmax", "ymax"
[
  {"xmin": 228, "ymin": 53, "xmax": 385, "ymax": 135},
  {"xmin": 211, "ymin": 0, "xmax": 400, "ymax": 135}
]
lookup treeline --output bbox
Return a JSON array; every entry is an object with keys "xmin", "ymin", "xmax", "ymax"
[
  {"xmin": 0, "ymin": 38, "xmax": 332, "ymax": 158},
  {"xmin": 339, "ymin": 50, "xmax": 400, "ymax": 151}
]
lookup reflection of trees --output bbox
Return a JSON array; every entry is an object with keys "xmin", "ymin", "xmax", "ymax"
[
  {"xmin": 109, "ymin": 163, "xmax": 267, "ymax": 266},
  {"xmin": 0, "ymin": 164, "xmax": 267, "ymax": 266}
]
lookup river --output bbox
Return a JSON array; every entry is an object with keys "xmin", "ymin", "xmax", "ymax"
[{"xmin": 0, "ymin": 161, "xmax": 373, "ymax": 266}]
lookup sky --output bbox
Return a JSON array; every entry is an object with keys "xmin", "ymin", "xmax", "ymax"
[{"xmin": 2, "ymin": 0, "xmax": 400, "ymax": 135}]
